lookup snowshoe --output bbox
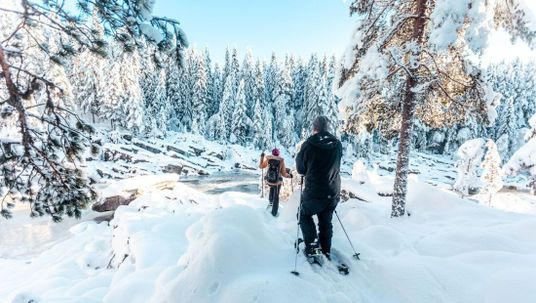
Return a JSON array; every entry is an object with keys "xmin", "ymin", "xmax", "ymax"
[
  {"xmin": 304, "ymin": 243, "xmax": 324, "ymax": 266},
  {"xmin": 327, "ymin": 249, "xmax": 352, "ymax": 275}
]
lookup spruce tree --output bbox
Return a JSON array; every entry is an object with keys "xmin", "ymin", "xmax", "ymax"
[
  {"xmin": 220, "ymin": 71, "xmax": 238, "ymax": 140},
  {"xmin": 274, "ymin": 64, "xmax": 293, "ymax": 146},
  {"xmin": 291, "ymin": 58, "xmax": 307, "ymax": 136},
  {"xmin": 191, "ymin": 51, "xmax": 208, "ymax": 135},
  {"xmin": 166, "ymin": 62, "xmax": 184, "ymax": 131},
  {"xmin": 241, "ymin": 50, "xmax": 256, "ymax": 119},
  {"xmin": 231, "ymin": 80, "xmax": 250, "ymax": 144},
  {"xmin": 207, "ymin": 63, "xmax": 222, "ymax": 118}
]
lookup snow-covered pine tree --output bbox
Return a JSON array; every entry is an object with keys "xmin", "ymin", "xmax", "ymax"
[
  {"xmin": 264, "ymin": 53, "xmax": 280, "ymax": 140},
  {"xmin": 118, "ymin": 49, "xmax": 144, "ymax": 132},
  {"xmin": 481, "ymin": 139, "xmax": 503, "ymax": 205},
  {"xmin": 207, "ymin": 63, "xmax": 223, "ymax": 119},
  {"xmin": 495, "ymin": 97, "xmax": 517, "ymax": 159},
  {"xmin": 206, "ymin": 112, "xmax": 226, "ymax": 143},
  {"xmin": 69, "ymin": 13, "xmax": 107, "ymax": 122},
  {"xmin": 264, "ymin": 53, "xmax": 280, "ymax": 103},
  {"xmin": 241, "ymin": 50, "xmax": 256, "ymax": 118},
  {"xmin": 274, "ymin": 64, "xmax": 295, "ymax": 148},
  {"xmin": 253, "ymin": 97, "xmax": 267, "ymax": 149},
  {"xmin": 103, "ymin": 49, "xmax": 124, "ymax": 129},
  {"xmin": 231, "ymin": 80, "xmax": 250, "ymax": 144},
  {"xmin": 303, "ymin": 55, "xmax": 327, "ymax": 137},
  {"xmin": 166, "ymin": 60, "xmax": 184, "ymax": 131},
  {"xmin": 522, "ymin": 61, "xmax": 536, "ymax": 122},
  {"xmin": 191, "ymin": 51, "xmax": 208, "ymax": 135},
  {"xmin": 143, "ymin": 68, "xmax": 169, "ymax": 137},
  {"xmin": 291, "ymin": 57, "xmax": 307, "ymax": 136},
  {"xmin": 251, "ymin": 61, "xmax": 269, "ymax": 149},
  {"xmin": 220, "ymin": 70, "xmax": 238, "ymax": 140},
  {"xmin": 338, "ymin": 0, "xmax": 535, "ymax": 217},
  {"xmin": 231, "ymin": 48, "xmax": 240, "ymax": 79},
  {"xmin": 0, "ymin": 0, "xmax": 187, "ymax": 220},
  {"xmin": 222, "ymin": 47, "xmax": 232, "ymax": 85},
  {"xmin": 178, "ymin": 47, "xmax": 197, "ymax": 131},
  {"xmin": 326, "ymin": 56, "xmax": 340, "ymax": 134}
]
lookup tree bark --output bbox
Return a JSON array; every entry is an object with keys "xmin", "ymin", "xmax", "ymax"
[
  {"xmin": 391, "ymin": 0, "xmax": 428, "ymax": 218},
  {"xmin": 0, "ymin": 47, "xmax": 32, "ymax": 152}
]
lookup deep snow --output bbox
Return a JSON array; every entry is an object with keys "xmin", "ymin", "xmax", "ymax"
[{"xmin": 1, "ymin": 170, "xmax": 536, "ymax": 303}]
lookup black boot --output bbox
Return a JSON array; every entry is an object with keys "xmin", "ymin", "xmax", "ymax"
[{"xmin": 304, "ymin": 242, "xmax": 323, "ymax": 265}]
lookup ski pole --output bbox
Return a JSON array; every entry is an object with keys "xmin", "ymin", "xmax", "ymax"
[
  {"xmin": 334, "ymin": 210, "xmax": 361, "ymax": 260},
  {"xmin": 261, "ymin": 168, "xmax": 264, "ymax": 198},
  {"xmin": 291, "ymin": 176, "xmax": 304, "ymax": 276}
]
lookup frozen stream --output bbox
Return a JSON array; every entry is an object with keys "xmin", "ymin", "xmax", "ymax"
[{"xmin": 180, "ymin": 171, "xmax": 261, "ymax": 195}]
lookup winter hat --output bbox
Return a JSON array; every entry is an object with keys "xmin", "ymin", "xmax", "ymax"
[{"xmin": 272, "ymin": 148, "xmax": 280, "ymax": 156}]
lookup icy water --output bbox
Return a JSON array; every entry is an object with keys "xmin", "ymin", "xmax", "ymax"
[
  {"xmin": 0, "ymin": 209, "xmax": 102, "ymax": 259},
  {"xmin": 180, "ymin": 171, "xmax": 261, "ymax": 195}
]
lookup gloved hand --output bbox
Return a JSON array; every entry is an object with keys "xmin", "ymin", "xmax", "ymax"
[{"xmin": 260, "ymin": 152, "xmax": 265, "ymax": 158}]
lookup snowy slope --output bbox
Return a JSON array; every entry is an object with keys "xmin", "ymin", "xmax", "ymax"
[{"xmin": 1, "ymin": 173, "xmax": 536, "ymax": 303}]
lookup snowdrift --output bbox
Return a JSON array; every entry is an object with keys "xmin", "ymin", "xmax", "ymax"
[{"xmin": 1, "ymin": 175, "xmax": 536, "ymax": 303}]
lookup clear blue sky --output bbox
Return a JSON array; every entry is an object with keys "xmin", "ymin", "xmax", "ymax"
[{"xmin": 152, "ymin": 0, "xmax": 355, "ymax": 64}]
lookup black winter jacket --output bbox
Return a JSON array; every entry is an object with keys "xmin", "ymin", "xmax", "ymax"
[{"xmin": 296, "ymin": 131, "xmax": 343, "ymax": 203}]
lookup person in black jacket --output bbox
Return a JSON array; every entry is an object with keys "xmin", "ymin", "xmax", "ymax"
[{"xmin": 296, "ymin": 116, "xmax": 342, "ymax": 258}]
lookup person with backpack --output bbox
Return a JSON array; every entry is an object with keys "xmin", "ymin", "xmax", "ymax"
[
  {"xmin": 259, "ymin": 148, "xmax": 292, "ymax": 217},
  {"xmin": 296, "ymin": 116, "xmax": 342, "ymax": 261}
]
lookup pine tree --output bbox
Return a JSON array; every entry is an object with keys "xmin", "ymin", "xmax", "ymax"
[
  {"xmin": 231, "ymin": 80, "xmax": 250, "ymax": 144},
  {"xmin": 252, "ymin": 61, "xmax": 268, "ymax": 149},
  {"xmin": 143, "ymin": 69, "xmax": 168, "ymax": 136},
  {"xmin": 338, "ymin": 0, "xmax": 534, "ymax": 217},
  {"xmin": 326, "ymin": 57, "xmax": 340, "ymax": 134},
  {"xmin": 70, "ymin": 13, "xmax": 107, "ymax": 122},
  {"xmin": 481, "ymin": 139, "xmax": 503, "ymax": 205},
  {"xmin": 496, "ymin": 97, "xmax": 517, "ymax": 159},
  {"xmin": 117, "ymin": 48, "xmax": 143, "ymax": 132},
  {"xmin": 303, "ymin": 55, "xmax": 326, "ymax": 136},
  {"xmin": 207, "ymin": 63, "xmax": 222, "ymax": 119},
  {"xmin": 291, "ymin": 58, "xmax": 307, "ymax": 136},
  {"xmin": 274, "ymin": 63, "xmax": 293, "ymax": 147},
  {"xmin": 220, "ymin": 71, "xmax": 238, "ymax": 140},
  {"xmin": 253, "ymin": 98, "xmax": 267, "ymax": 149},
  {"xmin": 0, "ymin": 0, "xmax": 187, "ymax": 220},
  {"xmin": 179, "ymin": 48, "xmax": 197, "ymax": 131},
  {"xmin": 103, "ymin": 51, "xmax": 123, "ymax": 129},
  {"xmin": 241, "ymin": 50, "xmax": 256, "ymax": 119},
  {"xmin": 264, "ymin": 53, "xmax": 280, "ymax": 140},
  {"xmin": 191, "ymin": 51, "xmax": 208, "ymax": 135},
  {"xmin": 222, "ymin": 47, "xmax": 231, "ymax": 84},
  {"xmin": 167, "ymin": 61, "xmax": 184, "ymax": 132}
]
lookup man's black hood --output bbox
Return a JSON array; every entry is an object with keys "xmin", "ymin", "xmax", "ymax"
[{"xmin": 307, "ymin": 132, "xmax": 339, "ymax": 150}]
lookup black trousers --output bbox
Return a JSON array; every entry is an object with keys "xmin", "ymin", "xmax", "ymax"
[
  {"xmin": 299, "ymin": 199, "xmax": 337, "ymax": 254},
  {"xmin": 268, "ymin": 185, "xmax": 281, "ymax": 216}
]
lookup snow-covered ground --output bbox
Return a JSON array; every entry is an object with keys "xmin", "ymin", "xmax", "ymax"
[{"xmin": 1, "ymin": 170, "xmax": 536, "ymax": 303}]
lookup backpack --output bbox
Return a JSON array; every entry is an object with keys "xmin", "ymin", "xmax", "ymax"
[{"xmin": 265, "ymin": 158, "xmax": 281, "ymax": 183}]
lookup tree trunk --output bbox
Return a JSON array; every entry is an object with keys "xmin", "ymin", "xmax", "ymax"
[
  {"xmin": 391, "ymin": 0, "xmax": 428, "ymax": 218},
  {"xmin": 0, "ymin": 47, "xmax": 32, "ymax": 153}
]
